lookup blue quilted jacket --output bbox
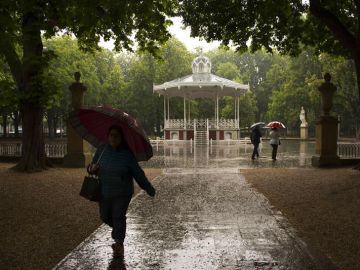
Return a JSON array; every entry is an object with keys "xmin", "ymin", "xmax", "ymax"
[{"xmin": 92, "ymin": 144, "xmax": 153, "ymax": 198}]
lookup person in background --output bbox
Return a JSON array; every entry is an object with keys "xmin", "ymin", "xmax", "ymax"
[
  {"xmin": 269, "ymin": 127, "xmax": 281, "ymax": 160},
  {"xmin": 250, "ymin": 126, "xmax": 262, "ymax": 160}
]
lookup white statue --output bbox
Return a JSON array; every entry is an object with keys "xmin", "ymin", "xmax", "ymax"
[{"xmin": 300, "ymin": 106, "xmax": 308, "ymax": 127}]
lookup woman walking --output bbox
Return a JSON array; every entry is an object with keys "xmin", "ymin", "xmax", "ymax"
[
  {"xmin": 269, "ymin": 127, "xmax": 280, "ymax": 160},
  {"xmin": 89, "ymin": 125, "xmax": 156, "ymax": 258}
]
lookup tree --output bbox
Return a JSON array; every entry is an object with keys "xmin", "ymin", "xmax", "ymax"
[
  {"xmin": 180, "ymin": 0, "xmax": 360, "ymax": 136},
  {"xmin": 207, "ymin": 48, "xmax": 281, "ymax": 121},
  {"xmin": 216, "ymin": 62, "xmax": 240, "ymax": 80},
  {"xmin": 124, "ymin": 37, "xmax": 193, "ymax": 136},
  {"xmin": 0, "ymin": 58, "xmax": 17, "ymax": 137},
  {"xmin": 213, "ymin": 60, "xmax": 257, "ymax": 126},
  {"xmin": 0, "ymin": 0, "xmax": 176, "ymax": 171}
]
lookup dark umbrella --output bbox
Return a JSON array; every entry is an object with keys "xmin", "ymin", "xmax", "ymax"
[
  {"xmin": 69, "ymin": 106, "xmax": 153, "ymax": 161},
  {"xmin": 250, "ymin": 122, "xmax": 265, "ymax": 129}
]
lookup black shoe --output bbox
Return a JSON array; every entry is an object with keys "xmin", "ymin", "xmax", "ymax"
[{"xmin": 112, "ymin": 243, "xmax": 124, "ymax": 258}]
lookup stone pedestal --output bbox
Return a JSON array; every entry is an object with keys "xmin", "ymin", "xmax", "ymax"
[
  {"xmin": 63, "ymin": 72, "xmax": 92, "ymax": 168},
  {"xmin": 311, "ymin": 116, "xmax": 340, "ymax": 167},
  {"xmin": 299, "ymin": 141, "xmax": 307, "ymax": 166},
  {"xmin": 300, "ymin": 125, "xmax": 308, "ymax": 140},
  {"xmin": 63, "ymin": 124, "xmax": 92, "ymax": 167}
]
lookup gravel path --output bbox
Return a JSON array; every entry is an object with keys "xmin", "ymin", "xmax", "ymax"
[{"xmin": 242, "ymin": 168, "xmax": 360, "ymax": 270}]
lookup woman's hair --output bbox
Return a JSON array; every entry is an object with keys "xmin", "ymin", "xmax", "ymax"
[
  {"xmin": 107, "ymin": 125, "xmax": 123, "ymax": 137},
  {"xmin": 107, "ymin": 125, "xmax": 128, "ymax": 149}
]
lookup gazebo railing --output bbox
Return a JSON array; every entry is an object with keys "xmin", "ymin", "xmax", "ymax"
[
  {"xmin": 218, "ymin": 119, "xmax": 239, "ymax": 129},
  {"xmin": 196, "ymin": 119, "xmax": 207, "ymax": 129},
  {"xmin": 165, "ymin": 119, "xmax": 185, "ymax": 129},
  {"xmin": 165, "ymin": 118, "xmax": 239, "ymax": 129}
]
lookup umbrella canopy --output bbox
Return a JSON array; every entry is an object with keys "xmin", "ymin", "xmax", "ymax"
[
  {"xmin": 69, "ymin": 106, "xmax": 153, "ymax": 161},
  {"xmin": 250, "ymin": 122, "xmax": 265, "ymax": 129},
  {"xmin": 265, "ymin": 121, "xmax": 286, "ymax": 129}
]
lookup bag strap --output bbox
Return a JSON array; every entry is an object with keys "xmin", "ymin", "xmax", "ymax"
[
  {"xmin": 86, "ymin": 146, "xmax": 106, "ymax": 175},
  {"xmin": 94, "ymin": 146, "xmax": 106, "ymax": 165}
]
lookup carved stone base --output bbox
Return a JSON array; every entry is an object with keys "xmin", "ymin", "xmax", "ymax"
[
  {"xmin": 63, "ymin": 152, "xmax": 93, "ymax": 168},
  {"xmin": 311, "ymin": 155, "xmax": 340, "ymax": 167},
  {"xmin": 63, "ymin": 124, "xmax": 93, "ymax": 168},
  {"xmin": 300, "ymin": 126, "xmax": 308, "ymax": 140},
  {"xmin": 312, "ymin": 115, "xmax": 340, "ymax": 167}
]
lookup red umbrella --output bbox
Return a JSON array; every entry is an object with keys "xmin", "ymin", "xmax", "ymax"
[
  {"xmin": 69, "ymin": 106, "xmax": 153, "ymax": 161},
  {"xmin": 265, "ymin": 121, "xmax": 286, "ymax": 129}
]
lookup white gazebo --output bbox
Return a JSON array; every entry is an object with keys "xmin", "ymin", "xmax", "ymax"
[{"xmin": 153, "ymin": 55, "xmax": 249, "ymax": 143}]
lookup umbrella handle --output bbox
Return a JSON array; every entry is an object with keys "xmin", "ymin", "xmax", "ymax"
[
  {"xmin": 87, "ymin": 163, "xmax": 100, "ymax": 176},
  {"xmin": 86, "ymin": 164, "xmax": 92, "ymax": 175}
]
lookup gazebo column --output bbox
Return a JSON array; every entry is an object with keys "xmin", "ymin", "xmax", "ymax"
[
  {"xmin": 183, "ymin": 95, "xmax": 187, "ymax": 130},
  {"xmin": 164, "ymin": 95, "xmax": 167, "ymax": 128},
  {"xmin": 188, "ymin": 98, "xmax": 191, "ymax": 121},
  {"xmin": 234, "ymin": 96, "xmax": 237, "ymax": 123},
  {"xmin": 214, "ymin": 96, "xmax": 217, "ymax": 124},
  {"xmin": 216, "ymin": 93, "xmax": 219, "ymax": 129},
  {"xmin": 237, "ymin": 96, "xmax": 240, "ymax": 128},
  {"xmin": 167, "ymin": 95, "xmax": 170, "ymax": 121}
]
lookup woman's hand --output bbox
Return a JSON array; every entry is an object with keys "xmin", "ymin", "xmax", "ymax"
[{"xmin": 87, "ymin": 163, "xmax": 100, "ymax": 175}]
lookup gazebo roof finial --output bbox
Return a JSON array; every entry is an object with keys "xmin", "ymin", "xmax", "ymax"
[{"xmin": 192, "ymin": 53, "xmax": 211, "ymax": 74}]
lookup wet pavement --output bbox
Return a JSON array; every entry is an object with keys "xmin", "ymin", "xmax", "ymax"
[
  {"xmin": 54, "ymin": 142, "xmax": 337, "ymax": 270},
  {"xmin": 142, "ymin": 140, "xmax": 316, "ymax": 169}
]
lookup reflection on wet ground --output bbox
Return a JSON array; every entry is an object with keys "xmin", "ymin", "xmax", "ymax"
[
  {"xmin": 142, "ymin": 140, "xmax": 316, "ymax": 169},
  {"xmin": 54, "ymin": 141, "xmax": 337, "ymax": 270}
]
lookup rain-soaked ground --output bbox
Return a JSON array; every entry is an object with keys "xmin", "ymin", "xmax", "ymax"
[
  {"xmin": 141, "ymin": 140, "xmax": 316, "ymax": 169},
  {"xmin": 54, "ymin": 141, "xmax": 338, "ymax": 270}
]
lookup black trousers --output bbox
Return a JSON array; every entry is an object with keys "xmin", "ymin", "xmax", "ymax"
[
  {"xmin": 271, "ymin": 144, "xmax": 278, "ymax": 160},
  {"xmin": 99, "ymin": 195, "xmax": 132, "ymax": 243},
  {"xmin": 251, "ymin": 143, "xmax": 260, "ymax": 159}
]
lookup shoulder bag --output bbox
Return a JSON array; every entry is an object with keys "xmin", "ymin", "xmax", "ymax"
[{"xmin": 79, "ymin": 147, "xmax": 106, "ymax": 202}]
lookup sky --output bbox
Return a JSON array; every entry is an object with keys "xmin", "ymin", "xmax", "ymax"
[{"xmin": 98, "ymin": 17, "xmax": 221, "ymax": 53}]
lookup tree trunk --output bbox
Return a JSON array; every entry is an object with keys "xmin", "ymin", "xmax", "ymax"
[
  {"xmin": 53, "ymin": 109, "xmax": 59, "ymax": 137},
  {"xmin": 353, "ymin": 54, "xmax": 360, "ymax": 139},
  {"xmin": 13, "ymin": 104, "xmax": 49, "ymax": 171},
  {"xmin": 13, "ymin": 110, "xmax": 20, "ymax": 137},
  {"xmin": 1, "ymin": 111, "xmax": 7, "ymax": 138},
  {"xmin": 352, "ymin": 53, "xmax": 360, "ymax": 170},
  {"xmin": 13, "ymin": 4, "xmax": 50, "ymax": 171},
  {"xmin": 47, "ymin": 109, "xmax": 55, "ymax": 139}
]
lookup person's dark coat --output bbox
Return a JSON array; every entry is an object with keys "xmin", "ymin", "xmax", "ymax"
[
  {"xmin": 250, "ymin": 128, "xmax": 262, "ymax": 144},
  {"xmin": 92, "ymin": 144, "xmax": 154, "ymax": 198}
]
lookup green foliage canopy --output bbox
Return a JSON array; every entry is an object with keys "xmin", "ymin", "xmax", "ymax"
[{"xmin": 179, "ymin": 0, "xmax": 360, "ymax": 124}]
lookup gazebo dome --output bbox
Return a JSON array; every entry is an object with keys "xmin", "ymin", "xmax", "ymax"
[
  {"xmin": 192, "ymin": 55, "xmax": 211, "ymax": 74},
  {"xmin": 153, "ymin": 54, "xmax": 249, "ymax": 98}
]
